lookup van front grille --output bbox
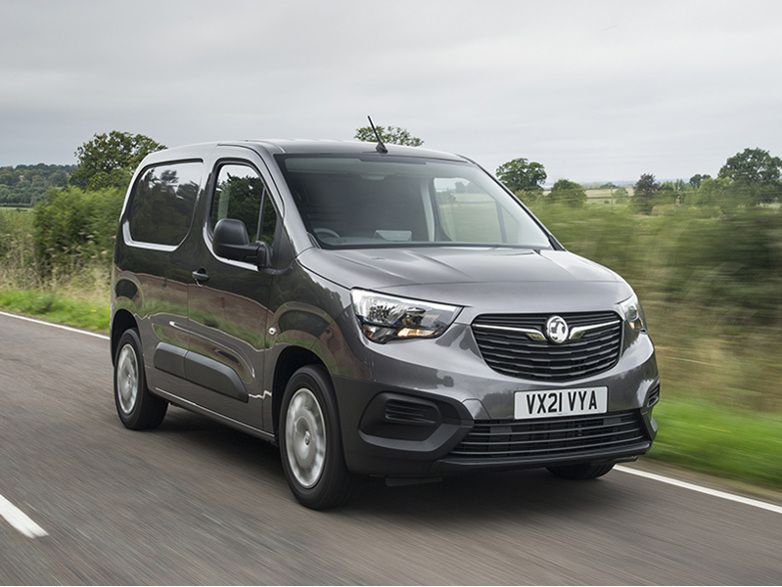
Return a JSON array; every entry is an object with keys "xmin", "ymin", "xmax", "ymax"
[{"xmin": 471, "ymin": 312, "xmax": 622, "ymax": 382}]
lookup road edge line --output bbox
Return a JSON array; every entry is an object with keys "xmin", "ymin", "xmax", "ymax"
[{"xmin": 616, "ymin": 465, "xmax": 782, "ymax": 515}]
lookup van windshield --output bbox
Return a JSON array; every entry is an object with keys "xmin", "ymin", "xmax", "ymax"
[{"xmin": 277, "ymin": 155, "xmax": 552, "ymax": 250}]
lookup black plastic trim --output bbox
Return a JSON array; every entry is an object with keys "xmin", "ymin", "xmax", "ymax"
[{"xmin": 154, "ymin": 342, "xmax": 249, "ymax": 403}]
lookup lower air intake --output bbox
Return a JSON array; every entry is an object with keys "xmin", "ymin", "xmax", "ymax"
[{"xmin": 448, "ymin": 410, "xmax": 649, "ymax": 462}]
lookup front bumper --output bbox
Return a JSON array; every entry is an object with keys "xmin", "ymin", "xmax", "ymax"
[{"xmin": 331, "ymin": 318, "xmax": 659, "ymax": 478}]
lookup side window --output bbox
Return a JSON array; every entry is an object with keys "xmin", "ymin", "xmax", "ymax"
[
  {"xmin": 128, "ymin": 161, "xmax": 201, "ymax": 246},
  {"xmin": 210, "ymin": 163, "xmax": 279, "ymax": 251}
]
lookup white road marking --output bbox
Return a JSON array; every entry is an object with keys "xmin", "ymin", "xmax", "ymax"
[
  {"xmin": 616, "ymin": 465, "xmax": 782, "ymax": 515},
  {"xmin": 0, "ymin": 494, "xmax": 48, "ymax": 538},
  {"xmin": 0, "ymin": 310, "xmax": 109, "ymax": 340}
]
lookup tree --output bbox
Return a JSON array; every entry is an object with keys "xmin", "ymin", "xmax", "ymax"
[
  {"xmin": 718, "ymin": 148, "xmax": 782, "ymax": 205},
  {"xmin": 354, "ymin": 125, "xmax": 423, "ymax": 147},
  {"xmin": 686, "ymin": 176, "xmax": 731, "ymax": 210},
  {"xmin": 632, "ymin": 173, "xmax": 659, "ymax": 215},
  {"xmin": 689, "ymin": 174, "xmax": 711, "ymax": 189},
  {"xmin": 70, "ymin": 131, "xmax": 165, "ymax": 191},
  {"xmin": 33, "ymin": 186, "xmax": 125, "ymax": 271},
  {"xmin": 657, "ymin": 181, "xmax": 678, "ymax": 206},
  {"xmin": 495, "ymin": 157, "xmax": 547, "ymax": 195},
  {"xmin": 548, "ymin": 179, "xmax": 587, "ymax": 207}
]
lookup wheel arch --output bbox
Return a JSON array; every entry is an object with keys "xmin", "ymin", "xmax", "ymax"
[
  {"xmin": 111, "ymin": 309, "xmax": 138, "ymax": 365},
  {"xmin": 271, "ymin": 346, "xmax": 327, "ymax": 438}
]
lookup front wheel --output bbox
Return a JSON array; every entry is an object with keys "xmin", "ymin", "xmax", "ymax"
[
  {"xmin": 114, "ymin": 328, "xmax": 167, "ymax": 430},
  {"xmin": 279, "ymin": 365, "xmax": 355, "ymax": 509},
  {"xmin": 547, "ymin": 463, "xmax": 615, "ymax": 480}
]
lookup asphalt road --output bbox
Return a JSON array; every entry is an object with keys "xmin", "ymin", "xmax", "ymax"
[{"xmin": 1, "ymin": 312, "xmax": 781, "ymax": 585}]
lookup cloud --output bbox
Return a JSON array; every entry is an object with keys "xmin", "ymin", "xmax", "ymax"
[{"xmin": 2, "ymin": 0, "xmax": 782, "ymax": 182}]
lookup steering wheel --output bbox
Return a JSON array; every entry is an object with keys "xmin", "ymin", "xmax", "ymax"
[{"xmin": 314, "ymin": 227, "xmax": 341, "ymax": 240}]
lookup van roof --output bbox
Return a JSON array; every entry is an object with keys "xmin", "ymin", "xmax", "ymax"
[{"xmin": 145, "ymin": 139, "xmax": 469, "ymax": 163}]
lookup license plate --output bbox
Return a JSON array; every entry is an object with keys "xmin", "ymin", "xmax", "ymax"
[{"xmin": 514, "ymin": 387, "xmax": 608, "ymax": 419}]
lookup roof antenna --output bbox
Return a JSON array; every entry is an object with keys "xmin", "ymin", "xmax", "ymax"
[{"xmin": 367, "ymin": 115, "xmax": 388, "ymax": 154}]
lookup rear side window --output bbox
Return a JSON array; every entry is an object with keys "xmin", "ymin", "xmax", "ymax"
[{"xmin": 128, "ymin": 161, "xmax": 202, "ymax": 246}]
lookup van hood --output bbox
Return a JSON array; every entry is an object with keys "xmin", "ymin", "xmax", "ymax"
[{"xmin": 297, "ymin": 247, "xmax": 633, "ymax": 315}]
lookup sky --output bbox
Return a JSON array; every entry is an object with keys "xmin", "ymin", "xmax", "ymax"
[{"xmin": 2, "ymin": 0, "xmax": 782, "ymax": 183}]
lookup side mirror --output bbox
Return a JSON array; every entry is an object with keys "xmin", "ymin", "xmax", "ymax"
[{"xmin": 213, "ymin": 218, "xmax": 269, "ymax": 267}]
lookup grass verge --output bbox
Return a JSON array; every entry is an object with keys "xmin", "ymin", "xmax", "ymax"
[
  {"xmin": 0, "ymin": 288, "xmax": 110, "ymax": 333},
  {"xmin": 647, "ymin": 396, "xmax": 782, "ymax": 489}
]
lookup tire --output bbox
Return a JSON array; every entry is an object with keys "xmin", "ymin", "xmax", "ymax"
[
  {"xmin": 114, "ymin": 328, "xmax": 168, "ymax": 430},
  {"xmin": 547, "ymin": 463, "xmax": 615, "ymax": 480},
  {"xmin": 279, "ymin": 365, "xmax": 356, "ymax": 509}
]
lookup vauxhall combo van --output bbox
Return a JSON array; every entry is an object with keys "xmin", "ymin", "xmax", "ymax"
[{"xmin": 111, "ymin": 139, "xmax": 659, "ymax": 509}]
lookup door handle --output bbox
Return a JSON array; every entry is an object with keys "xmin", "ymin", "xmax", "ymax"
[{"xmin": 192, "ymin": 269, "xmax": 209, "ymax": 285}]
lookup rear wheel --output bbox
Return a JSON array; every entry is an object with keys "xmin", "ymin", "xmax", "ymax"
[
  {"xmin": 114, "ymin": 328, "xmax": 167, "ymax": 430},
  {"xmin": 279, "ymin": 365, "xmax": 356, "ymax": 509},
  {"xmin": 547, "ymin": 463, "xmax": 615, "ymax": 480}
]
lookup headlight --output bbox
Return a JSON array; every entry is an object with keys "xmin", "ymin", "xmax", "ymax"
[
  {"xmin": 619, "ymin": 293, "xmax": 647, "ymax": 332},
  {"xmin": 351, "ymin": 289, "xmax": 462, "ymax": 343}
]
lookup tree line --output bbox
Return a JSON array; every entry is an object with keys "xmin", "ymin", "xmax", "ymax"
[
  {"xmin": 496, "ymin": 148, "xmax": 782, "ymax": 214},
  {"xmin": 0, "ymin": 164, "xmax": 75, "ymax": 206},
  {"xmin": 629, "ymin": 148, "xmax": 782, "ymax": 214}
]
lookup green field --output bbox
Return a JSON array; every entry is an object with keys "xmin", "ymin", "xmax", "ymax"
[{"xmin": 585, "ymin": 187, "xmax": 632, "ymax": 204}]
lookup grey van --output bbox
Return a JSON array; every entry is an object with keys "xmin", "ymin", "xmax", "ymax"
[{"xmin": 111, "ymin": 139, "xmax": 659, "ymax": 509}]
